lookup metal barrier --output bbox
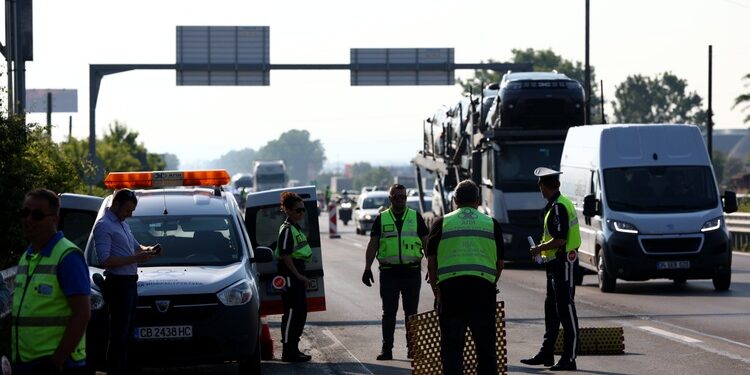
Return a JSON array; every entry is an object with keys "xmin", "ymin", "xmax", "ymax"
[{"xmin": 726, "ymin": 212, "xmax": 750, "ymax": 250}]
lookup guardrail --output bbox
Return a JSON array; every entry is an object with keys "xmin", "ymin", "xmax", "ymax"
[{"xmin": 726, "ymin": 212, "xmax": 750, "ymax": 250}]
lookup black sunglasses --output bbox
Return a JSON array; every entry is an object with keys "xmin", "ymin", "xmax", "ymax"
[
  {"xmin": 19, "ymin": 208, "xmax": 55, "ymax": 221},
  {"xmin": 294, "ymin": 207, "xmax": 306, "ymax": 213}
]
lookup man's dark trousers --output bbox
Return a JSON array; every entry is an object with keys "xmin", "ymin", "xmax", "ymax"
[
  {"xmin": 438, "ymin": 277, "xmax": 497, "ymax": 375},
  {"xmin": 103, "ymin": 275, "xmax": 138, "ymax": 375},
  {"xmin": 379, "ymin": 268, "xmax": 421, "ymax": 352},
  {"xmin": 540, "ymin": 256, "xmax": 579, "ymax": 360}
]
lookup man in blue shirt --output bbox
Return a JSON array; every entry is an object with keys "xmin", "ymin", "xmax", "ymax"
[
  {"xmin": 13, "ymin": 188, "xmax": 91, "ymax": 374},
  {"xmin": 93, "ymin": 189, "xmax": 161, "ymax": 375}
]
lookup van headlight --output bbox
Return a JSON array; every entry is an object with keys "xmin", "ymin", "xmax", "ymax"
[
  {"xmin": 91, "ymin": 288, "xmax": 105, "ymax": 311},
  {"xmin": 217, "ymin": 280, "xmax": 254, "ymax": 306},
  {"xmin": 607, "ymin": 219, "xmax": 639, "ymax": 234},
  {"xmin": 700, "ymin": 217, "xmax": 722, "ymax": 232}
]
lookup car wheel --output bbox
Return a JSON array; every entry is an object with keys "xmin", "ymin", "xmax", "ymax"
[
  {"xmin": 597, "ymin": 252, "xmax": 616, "ymax": 293},
  {"xmin": 712, "ymin": 272, "xmax": 731, "ymax": 291},
  {"xmin": 238, "ymin": 335, "xmax": 262, "ymax": 375}
]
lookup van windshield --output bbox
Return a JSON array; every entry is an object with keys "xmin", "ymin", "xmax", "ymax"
[
  {"xmin": 87, "ymin": 215, "xmax": 242, "ymax": 267},
  {"xmin": 495, "ymin": 143, "xmax": 563, "ymax": 192},
  {"xmin": 257, "ymin": 174, "xmax": 287, "ymax": 184},
  {"xmin": 603, "ymin": 166, "xmax": 718, "ymax": 213}
]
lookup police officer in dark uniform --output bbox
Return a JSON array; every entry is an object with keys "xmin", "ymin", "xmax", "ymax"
[
  {"xmin": 521, "ymin": 167, "xmax": 580, "ymax": 371},
  {"xmin": 362, "ymin": 184, "xmax": 429, "ymax": 360},
  {"xmin": 426, "ymin": 180, "xmax": 505, "ymax": 375},
  {"xmin": 276, "ymin": 191, "xmax": 313, "ymax": 363}
]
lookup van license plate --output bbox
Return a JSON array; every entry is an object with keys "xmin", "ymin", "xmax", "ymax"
[
  {"xmin": 656, "ymin": 261, "xmax": 690, "ymax": 270},
  {"xmin": 135, "ymin": 325, "xmax": 192, "ymax": 340}
]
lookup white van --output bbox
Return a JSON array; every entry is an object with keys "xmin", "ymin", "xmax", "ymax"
[{"xmin": 560, "ymin": 124, "xmax": 737, "ymax": 292}]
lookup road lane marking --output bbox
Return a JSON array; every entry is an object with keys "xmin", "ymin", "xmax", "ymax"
[
  {"xmin": 322, "ymin": 329, "xmax": 374, "ymax": 375},
  {"xmin": 352, "ymin": 242, "xmax": 364, "ymax": 248},
  {"xmin": 639, "ymin": 326, "xmax": 702, "ymax": 343}
]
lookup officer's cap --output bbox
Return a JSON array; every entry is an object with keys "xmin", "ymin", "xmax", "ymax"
[{"xmin": 534, "ymin": 167, "xmax": 562, "ymax": 185}]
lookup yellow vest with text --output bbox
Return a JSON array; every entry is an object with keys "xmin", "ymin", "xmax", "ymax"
[
  {"xmin": 12, "ymin": 237, "xmax": 86, "ymax": 363},
  {"xmin": 275, "ymin": 223, "xmax": 312, "ymax": 261},
  {"xmin": 541, "ymin": 194, "xmax": 582, "ymax": 262},
  {"xmin": 377, "ymin": 208, "xmax": 423, "ymax": 267},
  {"xmin": 437, "ymin": 207, "xmax": 497, "ymax": 283}
]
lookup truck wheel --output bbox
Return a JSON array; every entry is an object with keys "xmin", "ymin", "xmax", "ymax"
[
  {"xmin": 712, "ymin": 272, "xmax": 731, "ymax": 291},
  {"xmin": 597, "ymin": 253, "xmax": 616, "ymax": 293}
]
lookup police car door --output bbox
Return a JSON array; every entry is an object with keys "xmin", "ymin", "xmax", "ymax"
[
  {"xmin": 59, "ymin": 193, "xmax": 105, "ymax": 250},
  {"xmin": 244, "ymin": 186, "xmax": 326, "ymax": 315}
]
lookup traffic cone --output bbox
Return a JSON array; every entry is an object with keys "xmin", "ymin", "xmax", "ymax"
[
  {"xmin": 328, "ymin": 203, "xmax": 341, "ymax": 239},
  {"xmin": 260, "ymin": 316, "xmax": 274, "ymax": 360}
]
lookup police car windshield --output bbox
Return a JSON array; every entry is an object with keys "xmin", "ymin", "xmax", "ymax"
[
  {"xmin": 88, "ymin": 215, "xmax": 242, "ymax": 267},
  {"xmin": 604, "ymin": 166, "xmax": 718, "ymax": 213},
  {"xmin": 495, "ymin": 143, "xmax": 564, "ymax": 192}
]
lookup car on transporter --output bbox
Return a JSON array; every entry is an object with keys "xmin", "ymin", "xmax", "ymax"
[{"xmin": 81, "ymin": 170, "xmax": 273, "ymax": 374}]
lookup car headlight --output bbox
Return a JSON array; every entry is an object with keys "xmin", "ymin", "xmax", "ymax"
[
  {"xmin": 217, "ymin": 280, "xmax": 254, "ymax": 306},
  {"xmin": 701, "ymin": 217, "xmax": 722, "ymax": 232},
  {"xmin": 607, "ymin": 219, "xmax": 639, "ymax": 234},
  {"xmin": 91, "ymin": 288, "xmax": 105, "ymax": 311},
  {"xmin": 364, "ymin": 214, "xmax": 372, "ymax": 220}
]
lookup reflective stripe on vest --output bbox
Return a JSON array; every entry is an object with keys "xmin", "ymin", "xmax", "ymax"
[
  {"xmin": 437, "ymin": 207, "xmax": 497, "ymax": 283},
  {"xmin": 541, "ymin": 193, "xmax": 582, "ymax": 262},
  {"xmin": 275, "ymin": 224, "xmax": 313, "ymax": 261},
  {"xmin": 377, "ymin": 208, "xmax": 423, "ymax": 266},
  {"xmin": 12, "ymin": 237, "xmax": 87, "ymax": 363}
]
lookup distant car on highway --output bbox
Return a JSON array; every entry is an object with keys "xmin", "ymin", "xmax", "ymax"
[
  {"xmin": 354, "ymin": 191, "xmax": 390, "ymax": 235},
  {"xmin": 78, "ymin": 170, "xmax": 273, "ymax": 373},
  {"xmin": 406, "ymin": 195, "xmax": 432, "ymax": 215}
]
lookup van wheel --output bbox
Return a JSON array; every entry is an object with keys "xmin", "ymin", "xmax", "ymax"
[
  {"xmin": 712, "ymin": 272, "xmax": 731, "ymax": 291},
  {"xmin": 597, "ymin": 253, "xmax": 616, "ymax": 293},
  {"xmin": 239, "ymin": 335, "xmax": 262, "ymax": 375}
]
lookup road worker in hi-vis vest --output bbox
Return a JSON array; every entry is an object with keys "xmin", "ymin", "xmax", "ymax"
[
  {"xmin": 426, "ymin": 180, "xmax": 505, "ymax": 375},
  {"xmin": 12, "ymin": 189, "xmax": 91, "ymax": 374},
  {"xmin": 522, "ymin": 167, "xmax": 581, "ymax": 372},
  {"xmin": 362, "ymin": 184, "xmax": 429, "ymax": 361},
  {"xmin": 275, "ymin": 191, "xmax": 313, "ymax": 363}
]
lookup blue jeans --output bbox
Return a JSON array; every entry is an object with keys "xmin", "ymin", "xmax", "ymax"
[{"xmin": 102, "ymin": 275, "xmax": 138, "ymax": 375}]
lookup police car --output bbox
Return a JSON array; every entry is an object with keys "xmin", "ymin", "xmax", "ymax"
[{"xmin": 80, "ymin": 170, "xmax": 273, "ymax": 373}]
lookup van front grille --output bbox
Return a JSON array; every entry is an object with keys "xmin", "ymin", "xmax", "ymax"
[{"xmin": 640, "ymin": 237, "xmax": 702, "ymax": 254}]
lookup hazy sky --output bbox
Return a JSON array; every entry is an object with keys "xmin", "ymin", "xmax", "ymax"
[{"xmin": 8, "ymin": 0, "xmax": 750, "ymax": 169}]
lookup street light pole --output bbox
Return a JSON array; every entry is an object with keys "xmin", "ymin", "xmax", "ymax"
[{"xmin": 584, "ymin": 0, "xmax": 592, "ymax": 125}]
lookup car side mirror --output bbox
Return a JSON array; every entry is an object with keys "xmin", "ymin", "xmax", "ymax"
[
  {"xmin": 583, "ymin": 194, "xmax": 600, "ymax": 217},
  {"xmin": 723, "ymin": 190, "xmax": 738, "ymax": 214},
  {"xmin": 251, "ymin": 246, "xmax": 274, "ymax": 263}
]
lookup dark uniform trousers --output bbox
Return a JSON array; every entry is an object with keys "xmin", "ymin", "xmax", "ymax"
[
  {"xmin": 439, "ymin": 277, "xmax": 498, "ymax": 375},
  {"xmin": 540, "ymin": 255, "xmax": 579, "ymax": 360},
  {"xmin": 379, "ymin": 267, "xmax": 421, "ymax": 351},
  {"xmin": 281, "ymin": 275, "xmax": 308, "ymax": 348},
  {"xmin": 103, "ymin": 274, "xmax": 139, "ymax": 375}
]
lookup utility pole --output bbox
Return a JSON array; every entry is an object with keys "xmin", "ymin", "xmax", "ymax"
[
  {"xmin": 600, "ymin": 79, "xmax": 605, "ymax": 124},
  {"xmin": 584, "ymin": 0, "xmax": 592, "ymax": 125}
]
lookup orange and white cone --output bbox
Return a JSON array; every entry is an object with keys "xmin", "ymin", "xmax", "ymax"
[{"xmin": 260, "ymin": 316, "xmax": 274, "ymax": 360}]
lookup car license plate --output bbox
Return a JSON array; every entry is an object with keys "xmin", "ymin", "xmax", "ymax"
[
  {"xmin": 134, "ymin": 325, "xmax": 192, "ymax": 340},
  {"xmin": 656, "ymin": 261, "xmax": 690, "ymax": 270}
]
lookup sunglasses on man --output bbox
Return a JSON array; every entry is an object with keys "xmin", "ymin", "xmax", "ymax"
[
  {"xmin": 294, "ymin": 207, "xmax": 306, "ymax": 213},
  {"xmin": 19, "ymin": 208, "xmax": 55, "ymax": 221}
]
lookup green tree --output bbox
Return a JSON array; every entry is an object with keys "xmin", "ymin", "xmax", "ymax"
[
  {"xmin": 612, "ymin": 72, "xmax": 707, "ymax": 127},
  {"xmin": 162, "ymin": 153, "xmax": 180, "ymax": 170},
  {"xmin": 351, "ymin": 162, "xmax": 392, "ymax": 190},
  {"xmin": 459, "ymin": 48, "xmax": 603, "ymax": 123},
  {"xmin": 208, "ymin": 148, "xmax": 256, "ymax": 175},
  {"xmin": 255, "ymin": 130, "xmax": 326, "ymax": 183},
  {"xmin": 98, "ymin": 121, "xmax": 165, "ymax": 173},
  {"xmin": 733, "ymin": 73, "xmax": 750, "ymax": 124}
]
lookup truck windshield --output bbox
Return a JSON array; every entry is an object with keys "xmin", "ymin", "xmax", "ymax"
[
  {"xmin": 603, "ymin": 166, "xmax": 718, "ymax": 213},
  {"xmin": 257, "ymin": 173, "xmax": 287, "ymax": 184},
  {"xmin": 87, "ymin": 215, "xmax": 242, "ymax": 267},
  {"xmin": 494, "ymin": 143, "xmax": 563, "ymax": 192}
]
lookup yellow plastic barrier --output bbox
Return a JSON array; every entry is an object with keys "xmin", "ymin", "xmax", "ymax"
[{"xmin": 554, "ymin": 326, "xmax": 625, "ymax": 355}]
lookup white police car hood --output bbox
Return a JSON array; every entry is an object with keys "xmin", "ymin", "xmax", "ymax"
[{"xmin": 90, "ymin": 263, "xmax": 249, "ymax": 296}]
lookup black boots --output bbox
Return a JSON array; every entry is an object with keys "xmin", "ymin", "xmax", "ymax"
[
  {"xmin": 520, "ymin": 352, "xmax": 555, "ymax": 367},
  {"xmin": 550, "ymin": 358, "xmax": 577, "ymax": 371},
  {"xmin": 281, "ymin": 342, "xmax": 312, "ymax": 363},
  {"xmin": 376, "ymin": 349, "xmax": 393, "ymax": 360}
]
